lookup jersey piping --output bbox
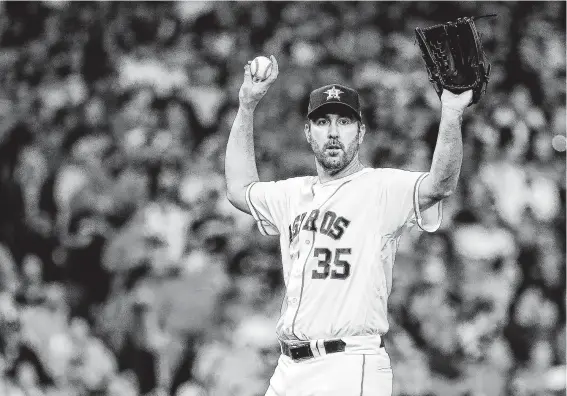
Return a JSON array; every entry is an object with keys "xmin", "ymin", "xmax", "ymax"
[
  {"xmin": 412, "ymin": 173, "xmax": 443, "ymax": 232},
  {"xmin": 360, "ymin": 355, "xmax": 366, "ymax": 396},
  {"xmin": 246, "ymin": 181, "xmax": 274, "ymax": 236}
]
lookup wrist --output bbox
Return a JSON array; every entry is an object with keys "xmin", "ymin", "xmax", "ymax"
[
  {"xmin": 441, "ymin": 104, "xmax": 465, "ymax": 116},
  {"xmin": 240, "ymin": 102, "xmax": 258, "ymax": 113}
]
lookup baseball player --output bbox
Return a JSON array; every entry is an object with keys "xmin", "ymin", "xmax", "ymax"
[{"xmin": 225, "ymin": 55, "xmax": 472, "ymax": 396}]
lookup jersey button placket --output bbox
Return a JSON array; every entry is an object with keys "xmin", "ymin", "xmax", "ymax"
[
  {"xmin": 283, "ymin": 263, "xmax": 301, "ymax": 331},
  {"xmin": 283, "ymin": 235, "xmax": 311, "ymax": 337}
]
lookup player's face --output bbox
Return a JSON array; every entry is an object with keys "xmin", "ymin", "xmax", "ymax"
[{"xmin": 305, "ymin": 110, "xmax": 365, "ymax": 173}]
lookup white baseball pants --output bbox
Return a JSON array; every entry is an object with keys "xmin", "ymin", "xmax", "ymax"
[{"xmin": 264, "ymin": 349, "xmax": 393, "ymax": 396}]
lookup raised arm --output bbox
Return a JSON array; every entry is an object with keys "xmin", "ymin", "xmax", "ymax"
[
  {"xmin": 225, "ymin": 56, "xmax": 279, "ymax": 213},
  {"xmin": 418, "ymin": 90, "xmax": 473, "ymax": 210}
]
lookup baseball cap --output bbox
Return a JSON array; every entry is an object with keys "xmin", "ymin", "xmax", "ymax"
[{"xmin": 307, "ymin": 84, "xmax": 362, "ymax": 121}]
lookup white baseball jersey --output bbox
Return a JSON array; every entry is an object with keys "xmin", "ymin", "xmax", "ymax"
[{"xmin": 245, "ymin": 167, "xmax": 441, "ymax": 347}]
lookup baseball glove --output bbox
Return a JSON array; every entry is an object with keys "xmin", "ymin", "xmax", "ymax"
[{"xmin": 415, "ymin": 15, "xmax": 495, "ymax": 105}]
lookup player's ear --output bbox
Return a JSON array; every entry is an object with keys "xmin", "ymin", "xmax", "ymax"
[
  {"xmin": 304, "ymin": 122, "xmax": 311, "ymax": 142},
  {"xmin": 358, "ymin": 123, "xmax": 366, "ymax": 143}
]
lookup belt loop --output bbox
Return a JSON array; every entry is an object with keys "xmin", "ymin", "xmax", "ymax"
[
  {"xmin": 309, "ymin": 340, "xmax": 320, "ymax": 357},
  {"xmin": 317, "ymin": 339, "xmax": 326, "ymax": 356}
]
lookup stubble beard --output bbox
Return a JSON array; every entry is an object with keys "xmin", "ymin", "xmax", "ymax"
[{"xmin": 310, "ymin": 131, "xmax": 360, "ymax": 175}]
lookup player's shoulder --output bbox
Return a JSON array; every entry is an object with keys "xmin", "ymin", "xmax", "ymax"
[
  {"xmin": 364, "ymin": 167, "xmax": 424, "ymax": 183},
  {"xmin": 368, "ymin": 167, "xmax": 422, "ymax": 176},
  {"xmin": 277, "ymin": 175, "xmax": 318, "ymax": 189},
  {"xmin": 260, "ymin": 175, "xmax": 316, "ymax": 193},
  {"xmin": 363, "ymin": 167, "xmax": 402, "ymax": 178}
]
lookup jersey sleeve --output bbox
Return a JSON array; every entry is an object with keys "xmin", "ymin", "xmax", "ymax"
[
  {"xmin": 377, "ymin": 169, "xmax": 442, "ymax": 235},
  {"xmin": 245, "ymin": 180, "xmax": 289, "ymax": 236}
]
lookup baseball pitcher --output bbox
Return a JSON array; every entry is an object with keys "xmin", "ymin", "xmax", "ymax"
[{"xmin": 225, "ymin": 54, "xmax": 473, "ymax": 396}]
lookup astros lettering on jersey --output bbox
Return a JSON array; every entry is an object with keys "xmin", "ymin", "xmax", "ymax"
[{"xmin": 245, "ymin": 167, "xmax": 441, "ymax": 353}]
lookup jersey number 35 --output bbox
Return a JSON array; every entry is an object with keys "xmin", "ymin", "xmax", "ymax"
[{"xmin": 312, "ymin": 248, "xmax": 351, "ymax": 280}]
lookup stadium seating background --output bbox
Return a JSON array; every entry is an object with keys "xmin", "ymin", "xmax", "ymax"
[{"xmin": 0, "ymin": 2, "xmax": 564, "ymax": 396}]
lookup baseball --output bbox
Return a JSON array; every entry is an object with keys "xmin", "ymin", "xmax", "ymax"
[{"xmin": 250, "ymin": 56, "xmax": 273, "ymax": 82}]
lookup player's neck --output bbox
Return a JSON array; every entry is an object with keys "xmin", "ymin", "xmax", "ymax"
[{"xmin": 316, "ymin": 156, "xmax": 365, "ymax": 183}]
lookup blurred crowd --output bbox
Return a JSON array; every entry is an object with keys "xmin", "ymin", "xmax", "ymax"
[{"xmin": 0, "ymin": 2, "xmax": 564, "ymax": 396}]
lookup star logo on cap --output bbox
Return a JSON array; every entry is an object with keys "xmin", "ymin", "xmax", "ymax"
[{"xmin": 324, "ymin": 86, "xmax": 343, "ymax": 100}]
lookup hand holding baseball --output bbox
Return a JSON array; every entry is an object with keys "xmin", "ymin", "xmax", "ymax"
[
  {"xmin": 239, "ymin": 55, "xmax": 279, "ymax": 110},
  {"xmin": 250, "ymin": 56, "xmax": 273, "ymax": 82}
]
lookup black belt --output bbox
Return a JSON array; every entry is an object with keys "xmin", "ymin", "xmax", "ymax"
[{"xmin": 280, "ymin": 338, "xmax": 384, "ymax": 362}]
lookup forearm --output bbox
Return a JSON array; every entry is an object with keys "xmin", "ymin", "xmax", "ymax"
[
  {"xmin": 428, "ymin": 107, "xmax": 464, "ymax": 197},
  {"xmin": 225, "ymin": 105, "xmax": 260, "ymax": 210}
]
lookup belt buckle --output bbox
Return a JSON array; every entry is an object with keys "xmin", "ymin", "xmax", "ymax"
[
  {"xmin": 289, "ymin": 343, "xmax": 310, "ymax": 362},
  {"xmin": 289, "ymin": 346, "xmax": 302, "ymax": 361}
]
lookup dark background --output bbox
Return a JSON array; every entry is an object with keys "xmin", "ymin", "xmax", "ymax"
[{"xmin": 0, "ymin": 2, "xmax": 564, "ymax": 396}]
